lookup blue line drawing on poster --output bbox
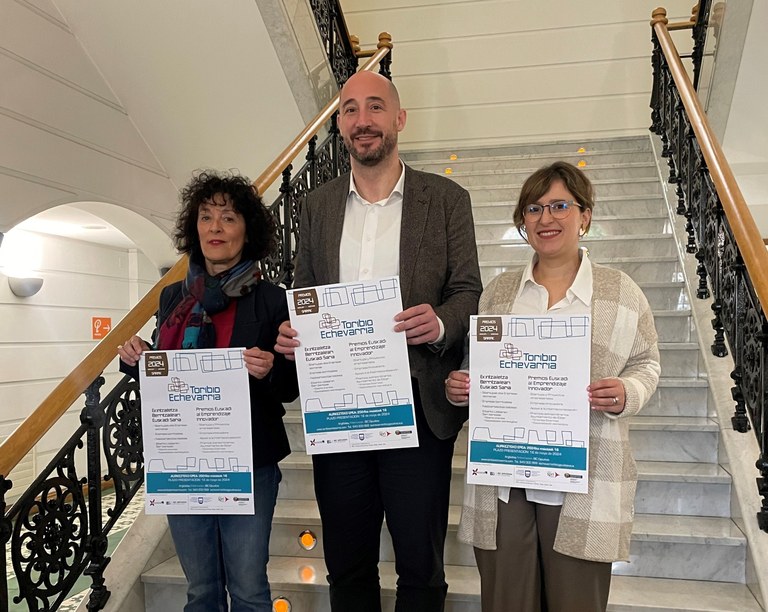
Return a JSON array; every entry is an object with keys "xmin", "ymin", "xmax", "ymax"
[
  {"xmin": 147, "ymin": 456, "xmax": 251, "ymax": 473},
  {"xmin": 471, "ymin": 426, "xmax": 585, "ymax": 448},
  {"xmin": 168, "ymin": 350, "xmax": 245, "ymax": 373},
  {"xmin": 304, "ymin": 389, "xmax": 410, "ymax": 412},
  {"xmin": 320, "ymin": 278, "xmax": 400, "ymax": 308}
]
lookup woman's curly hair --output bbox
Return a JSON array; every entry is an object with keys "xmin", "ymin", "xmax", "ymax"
[{"xmin": 174, "ymin": 170, "xmax": 277, "ymax": 261}]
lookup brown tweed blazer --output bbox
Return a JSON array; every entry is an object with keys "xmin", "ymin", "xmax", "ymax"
[
  {"xmin": 293, "ymin": 165, "xmax": 483, "ymax": 439},
  {"xmin": 457, "ymin": 262, "xmax": 660, "ymax": 562}
]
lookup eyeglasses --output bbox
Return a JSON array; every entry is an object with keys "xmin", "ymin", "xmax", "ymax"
[{"xmin": 523, "ymin": 200, "xmax": 582, "ymax": 220}]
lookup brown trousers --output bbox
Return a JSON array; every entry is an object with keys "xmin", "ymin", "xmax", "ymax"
[{"xmin": 474, "ymin": 488, "xmax": 612, "ymax": 612}]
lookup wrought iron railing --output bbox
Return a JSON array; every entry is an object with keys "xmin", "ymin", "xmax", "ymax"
[
  {"xmin": 650, "ymin": 7, "xmax": 768, "ymax": 530},
  {"xmin": 2, "ymin": 376, "xmax": 142, "ymax": 611},
  {"xmin": 0, "ymin": 33, "xmax": 393, "ymax": 612},
  {"xmin": 310, "ymin": 0, "xmax": 359, "ymax": 87}
]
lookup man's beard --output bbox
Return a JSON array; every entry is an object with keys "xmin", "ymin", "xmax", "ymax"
[{"xmin": 343, "ymin": 128, "xmax": 397, "ymax": 166}]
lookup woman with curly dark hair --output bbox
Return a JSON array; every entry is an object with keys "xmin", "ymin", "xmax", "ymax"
[{"xmin": 118, "ymin": 170, "xmax": 297, "ymax": 611}]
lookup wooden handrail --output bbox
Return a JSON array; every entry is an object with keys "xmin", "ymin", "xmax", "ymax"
[
  {"xmin": 666, "ymin": 1, "xmax": 700, "ymax": 30},
  {"xmin": 651, "ymin": 9, "xmax": 768, "ymax": 314},
  {"xmin": 0, "ymin": 33, "xmax": 393, "ymax": 481}
]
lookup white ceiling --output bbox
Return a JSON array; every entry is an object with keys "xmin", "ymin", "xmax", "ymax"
[
  {"xmin": 1, "ymin": 0, "xmax": 315, "ymax": 263},
  {"xmin": 14, "ymin": 204, "xmax": 135, "ymax": 249}
]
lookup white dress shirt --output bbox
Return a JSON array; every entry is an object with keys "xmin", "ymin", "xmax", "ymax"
[
  {"xmin": 338, "ymin": 162, "xmax": 445, "ymax": 342},
  {"xmin": 339, "ymin": 164, "xmax": 405, "ymax": 283},
  {"xmin": 499, "ymin": 248, "xmax": 593, "ymax": 506}
]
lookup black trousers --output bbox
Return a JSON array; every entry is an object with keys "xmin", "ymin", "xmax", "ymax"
[{"xmin": 312, "ymin": 401, "xmax": 456, "ymax": 612}]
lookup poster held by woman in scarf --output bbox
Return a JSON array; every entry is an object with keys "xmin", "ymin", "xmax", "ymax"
[{"xmin": 139, "ymin": 345, "xmax": 253, "ymax": 514}]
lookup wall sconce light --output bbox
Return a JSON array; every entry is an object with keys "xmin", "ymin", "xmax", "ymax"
[{"xmin": 8, "ymin": 276, "xmax": 44, "ymax": 298}]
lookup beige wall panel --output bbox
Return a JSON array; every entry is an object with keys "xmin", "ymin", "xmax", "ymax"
[
  {"xmin": 399, "ymin": 58, "xmax": 653, "ymax": 110},
  {"xmin": 1, "ymin": 343, "xmax": 94, "ymax": 383},
  {"xmin": 0, "ymin": 370, "xmax": 119, "ymax": 422},
  {"xmin": 4, "ymin": 275, "xmax": 133, "ymax": 309},
  {"xmin": 390, "ymin": 24, "xmax": 661, "ymax": 78},
  {"xmin": 0, "ymin": 117, "xmax": 177, "ymax": 224},
  {"xmin": 137, "ymin": 254, "xmax": 161, "ymax": 281},
  {"xmin": 345, "ymin": 1, "xmax": 691, "ymax": 43},
  {"xmin": 21, "ymin": 0, "xmax": 66, "ymax": 24},
  {"xmin": 0, "ymin": 380, "xmax": 56, "ymax": 421},
  {"xmin": 345, "ymin": 0, "xmax": 468, "ymax": 12},
  {"xmin": 0, "ymin": 173, "xmax": 76, "ymax": 213},
  {"xmin": 0, "ymin": 55, "xmax": 164, "ymax": 171},
  {"xmin": 0, "ymin": 233, "xmax": 131, "ymax": 276},
  {"xmin": 0, "ymin": 0, "xmax": 121, "ymax": 104},
  {"xmin": 35, "ymin": 236, "xmax": 130, "ymax": 275},
  {"xmin": 36, "ymin": 409, "xmax": 83, "ymax": 457},
  {"xmin": 400, "ymin": 94, "xmax": 652, "ymax": 149},
  {"xmin": 341, "ymin": 0, "xmax": 692, "ymax": 148},
  {"xmin": 0, "ymin": 304, "xmax": 130, "ymax": 343}
]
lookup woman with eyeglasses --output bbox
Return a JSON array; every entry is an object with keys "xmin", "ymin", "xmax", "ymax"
[{"xmin": 446, "ymin": 161, "xmax": 660, "ymax": 612}]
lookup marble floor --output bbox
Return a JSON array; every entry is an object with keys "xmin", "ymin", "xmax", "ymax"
[{"xmin": 5, "ymin": 489, "xmax": 145, "ymax": 612}]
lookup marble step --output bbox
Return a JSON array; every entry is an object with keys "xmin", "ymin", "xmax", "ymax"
[
  {"xmin": 137, "ymin": 496, "xmax": 743, "ymax": 583},
  {"xmin": 476, "ymin": 234, "xmax": 677, "ymax": 262},
  {"xmin": 472, "ymin": 196, "xmax": 667, "ymax": 221},
  {"xmin": 399, "ymin": 136, "xmax": 652, "ymax": 162},
  {"xmin": 454, "ymin": 414, "xmax": 715, "ymax": 465},
  {"xmin": 475, "ymin": 215, "xmax": 673, "ymax": 241},
  {"xmin": 480, "ymin": 256, "xmax": 684, "ymax": 285},
  {"xmin": 627, "ymin": 415, "xmax": 718, "ymax": 464},
  {"xmin": 142, "ymin": 556, "xmax": 485, "ymax": 612},
  {"xmin": 407, "ymin": 151, "xmax": 656, "ymax": 173},
  {"xmin": 606, "ymin": 575, "xmax": 762, "ymax": 612},
  {"xmin": 468, "ymin": 177, "xmax": 662, "ymax": 203},
  {"xmin": 616, "ymin": 514, "xmax": 746, "ymax": 582},
  {"xmin": 266, "ymin": 501, "xmax": 743, "ymax": 581},
  {"xmin": 653, "ymin": 311, "xmax": 694, "ymax": 343},
  {"xmin": 284, "ymin": 411, "xmax": 716, "ymax": 464},
  {"xmin": 444, "ymin": 163, "xmax": 658, "ymax": 188},
  {"xmin": 658, "ymin": 342, "xmax": 701, "ymax": 378},
  {"xmin": 641, "ymin": 377, "xmax": 708, "ymax": 417},
  {"xmin": 639, "ymin": 283, "xmax": 690, "ymax": 311},
  {"xmin": 143, "ymin": 557, "xmax": 763, "ymax": 611},
  {"xmin": 634, "ymin": 461, "xmax": 730, "ymax": 517},
  {"xmin": 277, "ymin": 454, "xmax": 729, "ymax": 518}
]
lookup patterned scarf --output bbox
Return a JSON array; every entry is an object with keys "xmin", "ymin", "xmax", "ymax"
[{"xmin": 157, "ymin": 255, "xmax": 261, "ymax": 350}]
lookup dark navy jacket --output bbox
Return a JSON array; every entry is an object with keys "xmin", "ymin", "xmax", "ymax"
[{"xmin": 122, "ymin": 280, "xmax": 297, "ymax": 467}]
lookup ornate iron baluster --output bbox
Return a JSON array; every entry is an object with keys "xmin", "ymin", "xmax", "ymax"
[
  {"xmin": 102, "ymin": 378, "xmax": 144, "ymax": 525},
  {"xmin": 691, "ymin": 0, "xmax": 712, "ymax": 90},
  {"xmin": 280, "ymin": 165, "xmax": 295, "ymax": 287},
  {"xmin": 82, "ymin": 377, "xmax": 110, "ymax": 611},
  {"xmin": 309, "ymin": 0, "xmax": 358, "ymax": 88},
  {"xmin": 10, "ymin": 429, "xmax": 88, "ymax": 611},
  {"xmin": 1, "ymin": 475, "xmax": 12, "ymax": 608}
]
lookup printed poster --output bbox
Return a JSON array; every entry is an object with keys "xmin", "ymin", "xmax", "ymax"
[
  {"xmin": 287, "ymin": 277, "xmax": 418, "ymax": 454},
  {"xmin": 467, "ymin": 314, "xmax": 591, "ymax": 494},
  {"xmin": 139, "ymin": 348, "xmax": 254, "ymax": 514}
]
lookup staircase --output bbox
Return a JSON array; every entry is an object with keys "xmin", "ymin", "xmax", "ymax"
[{"xmin": 139, "ymin": 136, "xmax": 763, "ymax": 611}]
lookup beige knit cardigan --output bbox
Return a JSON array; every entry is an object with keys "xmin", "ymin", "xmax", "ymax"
[{"xmin": 457, "ymin": 262, "xmax": 661, "ymax": 562}]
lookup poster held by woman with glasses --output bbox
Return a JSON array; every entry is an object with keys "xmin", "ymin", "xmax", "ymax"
[{"xmin": 446, "ymin": 162, "xmax": 660, "ymax": 612}]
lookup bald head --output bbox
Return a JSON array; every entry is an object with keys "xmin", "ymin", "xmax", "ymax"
[{"xmin": 340, "ymin": 71, "xmax": 401, "ymax": 112}]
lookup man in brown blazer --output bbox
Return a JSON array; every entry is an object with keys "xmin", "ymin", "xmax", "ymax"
[{"xmin": 276, "ymin": 70, "xmax": 482, "ymax": 612}]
